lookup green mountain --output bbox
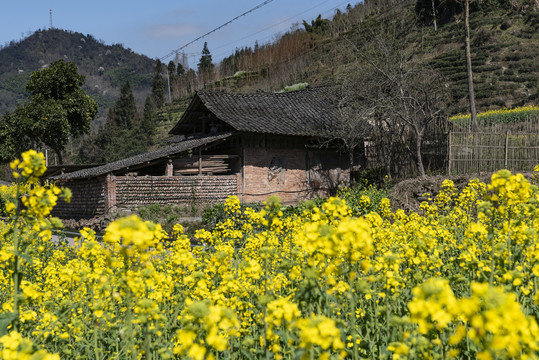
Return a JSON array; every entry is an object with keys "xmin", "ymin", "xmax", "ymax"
[
  {"xmin": 0, "ymin": 28, "xmax": 156, "ymax": 115},
  {"xmin": 1, "ymin": 1, "xmax": 538, "ymax": 169},
  {"xmin": 202, "ymin": 0, "xmax": 539, "ymax": 116}
]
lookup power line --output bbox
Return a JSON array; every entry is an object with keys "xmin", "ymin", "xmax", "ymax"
[
  {"xmin": 160, "ymin": 0, "xmax": 276, "ymax": 61},
  {"xmin": 211, "ymin": 0, "xmax": 351, "ymax": 60},
  {"xmin": 211, "ymin": 0, "xmax": 343, "ymax": 53}
]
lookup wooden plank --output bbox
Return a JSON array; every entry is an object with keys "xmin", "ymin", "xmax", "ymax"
[{"xmin": 174, "ymin": 167, "xmax": 230, "ymax": 175}]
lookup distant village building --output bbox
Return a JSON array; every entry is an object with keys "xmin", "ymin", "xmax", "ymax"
[{"xmin": 52, "ymin": 87, "xmax": 352, "ymax": 219}]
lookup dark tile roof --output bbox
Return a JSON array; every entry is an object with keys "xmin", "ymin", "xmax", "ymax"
[
  {"xmin": 169, "ymin": 86, "xmax": 338, "ymax": 136},
  {"xmin": 44, "ymin": 164, "xmax": 105, "ymax": 178},
  {"xmin": 53, "ymin": 132, "xmax": 235, "ymax": 181}
]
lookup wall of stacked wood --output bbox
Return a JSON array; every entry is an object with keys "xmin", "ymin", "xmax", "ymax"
[
  {"xmin": 52, "ymin": 177, "xmax": 107, "ymax": 219},
  {"xmin": 114, "ymin": 175, "xmax": 239, "ymax": 208},
  {"xmin": 52, "ymin": 174, "xmax": 239, "ymax": 220}
]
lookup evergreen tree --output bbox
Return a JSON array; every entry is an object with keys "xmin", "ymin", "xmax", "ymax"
[
  {"xmin": 167, "ymin": 61, "xmax": 176, "ymax": 99},
  {"xmin": 114, "ymin": 81, "xmax": 136, "ymax": 129},
  {"xmin": 141, "ymin": 96, "xmax": 156, "ymax": 145},
  {"xmin": 92, "ymin": 108, "xmax": 119, "ymax": 163},
  {"xmin": 167, "ymin": 61, "xmax": 176, "ymax": 78},
  {"xmin": 89, "ymin": 82, "xmax": 149, "ymax": 163},
  {"xmin": 151, "ymin": 59, "xmax": 165, "ymax": 108},
  {"xmin": 197, "ymin": 42, "xmax": 214, "ymax": 75},
  {"xmin": 176, "ymin": 63, "xmax": 185, "ymax": 76}
]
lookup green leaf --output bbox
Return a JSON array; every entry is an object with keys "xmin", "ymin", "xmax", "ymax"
[
  {"xmin": 21, "ymin": 252, "xmax": 34, "ymax": 268},
  {"xmin": 0, "ymin": 312, "xmax": 16, "ymax": 336}
]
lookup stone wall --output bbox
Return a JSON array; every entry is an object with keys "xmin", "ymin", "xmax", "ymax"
[{"xmin": 52, "ymin": 177, "xmax": 106, "ymax": 219}]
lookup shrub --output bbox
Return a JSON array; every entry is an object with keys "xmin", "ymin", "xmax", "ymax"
[
  {"xmin": 201, "ymin": 201, "xmax": 262, "ymax": 230},
  {"xmin": 278, "ymin": 82, "xmax": 309, "ymax": 93},
  {"xmin": 337, "ymin": 181, "xmax": 389, "ymax": 216},
  {"xmin": 472, "ymin": 28, "xmax": 493, "ymax": 47},
  {"xmin": 500, "ymin": 20, "xmax": 512, "ymax": 30},
  {"xmin": 137, "ymin": 203, "xmax": 187, "ymax": 233}
]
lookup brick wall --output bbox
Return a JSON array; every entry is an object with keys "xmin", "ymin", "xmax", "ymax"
[
  {"xmin": 52, "ymin": 177, "xmax": 106, "ymax": 219},
  {"xmin": 243, "ymin": 147, "xmax": 311, "ymax": 204},
  {"xmin": 114, "ymin": 175, "xmax": 237, "ymax": 208},
  {"xmin": 241, "ymin": 135, "xmax": 351, "ymax": 204}
]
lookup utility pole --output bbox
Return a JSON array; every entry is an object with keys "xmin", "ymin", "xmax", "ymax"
[
  {"xmin": 464, "ymin": 0, "xmax": 478, "ymax": 130},
  {"xmin": 166, "ymin": 68, "xmax": 171, "ymax": 103},
  {"xmin": 49, "ymin": 9, "xmax": 53, "ymax": 29}
]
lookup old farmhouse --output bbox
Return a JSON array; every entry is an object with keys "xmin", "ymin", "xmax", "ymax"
[{"xmin": 52, "ymin": 87, "xmax": 352, "ymax": 219}]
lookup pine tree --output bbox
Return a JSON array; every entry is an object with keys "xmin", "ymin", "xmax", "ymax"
[
  {"xmin": 141, "ymin": 96, "xmax": 156, "ymax": 144},
  {"xmin": 90, "ymin": 82, "xmax": 146, "ymax": 162},
  {"xmin": 114, "ymin": 81, "xmax": 136, "ymax": 129},
  {"xmin": 167, "ymin": 61, "xmax": 176, "ymax": 78},
  {"xmin": 176, "ymin": 63, "xmax": 185, "ymax": 76},
  {"xmin": 151, "ymin": 59, "xmax": 166, "ymax": 108},
  {"xmin": 197, "ymin": 42, "xmax": 214, "ymax": 75}
]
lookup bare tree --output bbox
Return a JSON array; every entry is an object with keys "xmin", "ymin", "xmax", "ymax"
[
  {"xmin": 326, "ymin": 79, "xmax": 374, "ymax": 184},
  {"xmin": 346, "ymin": 34, "xmax": 450, "ymax": 177}
]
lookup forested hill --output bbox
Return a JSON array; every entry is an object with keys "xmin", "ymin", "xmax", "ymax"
[
  {"xmin": 202, "ymin": 0, "xmax": 539, "ymax": 117},
  {"xmin": 0, "ymin": 28, "xmax": 156, "ymax": 115},
  {"xmin": 1, "ymin": 0, "xmax": 538, "ymax": 167}
]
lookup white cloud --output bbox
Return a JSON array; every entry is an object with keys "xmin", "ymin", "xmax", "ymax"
[{"xmin": 145, "ymin": 23, "xmax": 201, "ymax": 39}]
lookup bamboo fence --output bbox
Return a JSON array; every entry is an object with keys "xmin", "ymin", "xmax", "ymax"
[{"xmin": 448, "ymin": 115, "xmax": 539, "ymax": 175}]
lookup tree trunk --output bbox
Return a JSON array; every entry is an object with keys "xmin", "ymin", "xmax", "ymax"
[
  {"xmin": 349, "ymin": 149, "xmax": 354, "ymax": 186},
  {"xmin": 415, "ymin": 131, "xmax": 426, "ymax": 177},
  {"xmin": 432, "ymin": 0, "xmax": 438, "ymax": 31},
  {"xmin": 465, "ymin": 0, "xmax": 478, "ymax": 130},
  {"xmin": 55, "ymin": 148, "xmax": 63, "ymax": 165}
]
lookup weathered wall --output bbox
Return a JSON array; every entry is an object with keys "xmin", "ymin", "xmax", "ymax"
[
  {"xmin": 243, "ymin": 146, "xmax": 310, "ymax": 204},
  {"xmin": 53, "ymin": 174, "xmax": 238, "ymax": 219},
  {"xmin": 241, "ymin": 135, "xmax": 349, "ymax": 204},
  {"xmin": 52, "ymin": 177, "xmax": 106, "ymax": 219},
  {"xmin": 114, "ymin": 175, "xmax": 238, "ymax": 208}
]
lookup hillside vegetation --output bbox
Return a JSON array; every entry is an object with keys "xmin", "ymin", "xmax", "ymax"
[
  {"xmin": 0, "ymin": 0, "xmax": 538, "ymax": 168},
  {"xmin": 152, "ymin": 0, "xmax": 538, "ymax": 141},
  {"xmin": 206, "ymin": 0, "xmax": 538, "ymax": 115},
  {"xmin": 0, "ymin": 28, "xmax": 156, "ymax": 115}
]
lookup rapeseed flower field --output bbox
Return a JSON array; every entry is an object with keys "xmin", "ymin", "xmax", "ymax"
[
  {"xmin": 1, "ymin": 150, "xmax": 539, "ymax": 359},
  {"xmin": 449, "ymin": 105, "xmax": 539, "ymax": 126}
]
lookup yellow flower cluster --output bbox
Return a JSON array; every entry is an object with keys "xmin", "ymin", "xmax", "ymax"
[
  {"xmin": 408, "ymin": 280, "xmax": 539, "ymax": 359},
  {"xmin": 9, "ymin": 150, "xmax": 47, "ymax": 183},
  {"xmin": 0, "ymin": 331, "xmax": 59, "ymax": 360},
  {"xmin": 2, "ymin": 150, "xmax": 539, "ymax": 359},
  {"xmin": 449, "ymin": 105, "xmax": 539, "ymax": 123}
]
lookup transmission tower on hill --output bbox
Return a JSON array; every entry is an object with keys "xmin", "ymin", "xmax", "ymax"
[{"xmin": 49, "ymin": 9, "xmax": 53, "ymax": 29}]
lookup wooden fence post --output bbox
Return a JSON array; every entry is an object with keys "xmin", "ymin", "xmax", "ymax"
[
  {"xmin": 198, "ymin": 148, "xmax": 202, "ymax": 175},
  {"xmin": 448, "ymin": 131, "xmax": 452, "ymax": 176},
  {"xmin": 504, "ymin": 130, "xmax": 510, "ymax": 169}
]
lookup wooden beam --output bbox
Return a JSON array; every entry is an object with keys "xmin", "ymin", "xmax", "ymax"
[{"xmin": 198, "ymin": 148, "xmax": 202, "ymax": 175}]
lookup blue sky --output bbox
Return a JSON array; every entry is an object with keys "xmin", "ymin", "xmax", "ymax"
[{"xmin": 0, "ymin": 0, "xmax": 356, "ymax": 67}]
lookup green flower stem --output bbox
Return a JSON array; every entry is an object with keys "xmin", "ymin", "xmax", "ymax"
[{"xmin": 12, "ymin": 181, "xmax": 22, "ymax": 333}]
